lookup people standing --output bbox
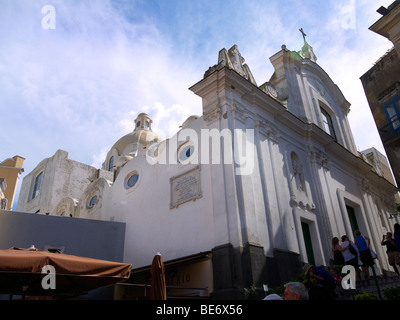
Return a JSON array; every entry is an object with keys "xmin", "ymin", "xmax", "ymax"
[
  {"xmin": 282, "ymin": 282, "xmax": 309, "ymax": 300},
  {"xmin": 340, "ymin": 235, "xmax": 360, "ymax": 280},
  {"xmin": 381, "ymin": 232, "xmax": 400, "ymax": 275},
  {"xmin": 331, "ymin": 237, "xmax": 345, "ymax": 266},
  {"xmin": 354, "ymin": 230, "xmax": 374, "ymax": 280}
]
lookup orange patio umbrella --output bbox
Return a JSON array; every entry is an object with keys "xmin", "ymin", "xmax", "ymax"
[{"xmin": 0, "ymin": 247, "xmax": 131, "ymax": 298}]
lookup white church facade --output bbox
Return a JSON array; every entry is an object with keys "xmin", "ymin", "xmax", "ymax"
[{"xmin": 17, "ymin": 39, "xmax": 399, "ymax": 298}]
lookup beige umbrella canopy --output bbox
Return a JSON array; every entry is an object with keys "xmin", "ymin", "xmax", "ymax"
[
  {"xmin": 0, "ymin": 247, "xmax": 131, "ymax": 298},
  {"xmin": 150, "ymin": 253, "xmax": 166, "ymax": 300}
]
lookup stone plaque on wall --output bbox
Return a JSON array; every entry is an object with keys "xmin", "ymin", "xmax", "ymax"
[{"xmin": 170, "ymin": 165, "xmax": 202, "ymax": 209}]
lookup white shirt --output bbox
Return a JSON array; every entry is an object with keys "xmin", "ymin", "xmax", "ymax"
[{"xmin": 340, "ymin": 240, "xmax": 357, "ymax": 262}]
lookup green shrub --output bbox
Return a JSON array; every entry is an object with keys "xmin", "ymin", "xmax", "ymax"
[
  {"xmin": 269, "ymin": 283, "xmax": 285, "ymax": 297},
  {"xmin": 383, "ymin": 287, "xmax": 400, "ymax": 300},
  {"xmin": 245, "ymin": 283, "xmax": 258, "ymax": 300},
  {"xmin": 354, "ymin": 292, "xmax": 378, "ymax": 300},
  {"xmin": 269, "ymin": 269, "xmax": 317, "ymax": 296}
]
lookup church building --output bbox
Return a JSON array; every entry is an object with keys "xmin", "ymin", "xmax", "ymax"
[{"xmin": 16, "ymin": 37, "xmax": 398, "ymax": 299}]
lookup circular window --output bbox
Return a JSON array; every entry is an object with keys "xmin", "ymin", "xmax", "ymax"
[
  {"xmin": 87, "ymin": 195, "xmax": 98, "ymax": 208},
  {"xmin": 178, "ymin": 142, "xmax": 195, "ymax": 164},
  {"xmin": 125, "ymin": 172, "xmax": 139, "ymax": 189}
]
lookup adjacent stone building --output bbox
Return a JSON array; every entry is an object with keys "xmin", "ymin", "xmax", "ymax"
[
  {"xmin": 360, "ymin": 0, "xmax": 400, "ymax": 188},
  {"xmin": 16, "ymin": 149, "xmax": 112, "ymax": 216}
]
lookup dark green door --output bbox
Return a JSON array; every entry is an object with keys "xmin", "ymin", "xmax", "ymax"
[
  {"xmin": 346, "ymin": 205, "xmax": 359, "ymax": 235},
  {"xmin": 301, "ymin": 222, "xmax": 315, "ymax": 266}
]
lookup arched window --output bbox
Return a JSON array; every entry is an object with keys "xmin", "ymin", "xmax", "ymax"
[
  {"xmin": 32, "ymin": 171, "xmax": 43, "ymax": 199},
  {"xmin": 108, "ymin": 156, "xmax": 114, "ymax": 172},
  {"xmin": 320, "ymin": 107, "xmax": 336, "ymax": 140}
]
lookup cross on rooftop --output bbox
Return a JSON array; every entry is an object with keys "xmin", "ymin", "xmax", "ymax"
[{"xmin": 299, "ymin": 28, "xmax": 306, "ymax": 40}]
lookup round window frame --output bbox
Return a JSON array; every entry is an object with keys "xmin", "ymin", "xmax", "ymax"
[
  {"xmin": 177, "ymin": 141, "xmax": 196, "ymax": 164},
  {"xmin": 86, "ymin": 194, "xmax": 98, "ymax": 209},
  {"xmin": 124, "ymin": 171, "xmax": 140, "ymax": 190}
]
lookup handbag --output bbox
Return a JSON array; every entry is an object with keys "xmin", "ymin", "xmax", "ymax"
[
  {"xmin": 370, "ymin": 249, "xmax": 377, "ymax": 259},
  {"xmin": 349, "ymin": 242, "xmax": 358, "ymax": 257}
]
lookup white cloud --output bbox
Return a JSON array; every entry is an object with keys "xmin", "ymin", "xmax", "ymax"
[
  {"xmin": 144, "ymin": 102, "xmax": 197, "ymax": 139},
  {"xmin": 91, "ymin": 146, "xmax": 109, "ymax": 169},
  {"xmin": 1, "ymin": 0, "xmax": 202, "ymax": 174},
  {"xmin": 311, "ymin": 0, "xmax": 394, "ymax": 155}
]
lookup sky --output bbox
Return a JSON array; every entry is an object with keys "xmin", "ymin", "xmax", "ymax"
[{"xmin": 0, "ymin": 0, "xmax": 395, "ymax": 208}]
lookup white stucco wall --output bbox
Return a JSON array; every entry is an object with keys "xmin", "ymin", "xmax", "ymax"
[
  {"xmin": 100, "ymin": 135, "xmax": 217, "ymax": 267},
  {"xmin": 16, "ymin": 150, "xmax": 103, "ymax": 216}
]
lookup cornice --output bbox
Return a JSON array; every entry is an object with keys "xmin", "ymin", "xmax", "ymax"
[{"xmin": 369, "ymin": 5, "xmax": 400, "ymax": 38}]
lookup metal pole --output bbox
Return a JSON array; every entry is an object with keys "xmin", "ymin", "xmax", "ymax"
[{"xmin": 372, "ymin": 266, "xmax": 382, "ymax": 299}]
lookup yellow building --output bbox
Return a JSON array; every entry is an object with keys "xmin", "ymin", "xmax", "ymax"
[{"xmin": 0, "ymin": 156, "xmax": 25, "ymax": 210}]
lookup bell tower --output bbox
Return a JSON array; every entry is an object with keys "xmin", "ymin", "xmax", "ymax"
[{"xmin": 134, "ymin": 113, "xmax": 153, "ymax": 132}]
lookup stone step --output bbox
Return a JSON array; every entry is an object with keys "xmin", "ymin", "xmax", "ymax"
[{"xmin": 352, "ymin": 276, "xmax": 400, "ymax": 299}]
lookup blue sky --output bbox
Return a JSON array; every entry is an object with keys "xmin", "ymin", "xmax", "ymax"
[{"xmin": 0, "ymin": 0, "xmax": 395, "ymax": 208}]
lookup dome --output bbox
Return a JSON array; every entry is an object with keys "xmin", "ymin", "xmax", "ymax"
[
  {"xmin": 102, "ymin": 113, "xmax": 162, "ymax": 171},
  {"xmin": 114, "ymin": 155, "xmax": 133, "ymax": 168},
  {"xmin": 112, "ymin": 113, "xmax": 162, "ymax": 155},
  {"xmin": 181, "ymin": 115, "xmax": 200, "ymax": 129},
  {"xmin": 111, "ymin": 129, "xmax": 161, "ymax": 155}
]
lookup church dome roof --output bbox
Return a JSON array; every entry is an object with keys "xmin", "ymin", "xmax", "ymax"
[
  {"xmin": 137, "ymin": 112, "xmax": 150, "ymax": 118},
  {"xmin": 108, "ymin": 113, "xmax": 161, "ymax": 156},
  {"xmin": 111, "ymin": 130, "xmax": 161, "ymax": 155}
]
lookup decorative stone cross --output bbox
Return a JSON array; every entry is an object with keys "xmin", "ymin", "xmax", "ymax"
[{"xmin": 299, "ymin": 28, "xmax": 306, "ymax": 41}]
